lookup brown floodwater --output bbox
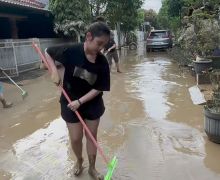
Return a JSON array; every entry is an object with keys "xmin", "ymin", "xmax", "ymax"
[{"xmin": 1, "ymin": 43, "xmax": 220, "ymax": 180}]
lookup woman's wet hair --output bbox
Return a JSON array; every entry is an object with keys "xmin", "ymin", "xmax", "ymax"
[{"xmin": 86, "ymin": 22, "xmax": 110, "ymax": 38}]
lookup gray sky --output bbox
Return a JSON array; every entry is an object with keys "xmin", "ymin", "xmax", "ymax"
[{"xmin": 142, "ymin": 0, "xmax": 162, "ymax": 13}]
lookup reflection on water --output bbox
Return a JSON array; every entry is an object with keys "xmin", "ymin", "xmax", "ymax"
[{"xmin": 126, "ymin": 60, "xmax": 171, "ymax": 120}]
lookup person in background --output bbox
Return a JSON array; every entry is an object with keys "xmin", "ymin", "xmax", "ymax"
[
  {"xmin": 104, "ymin": 32, "xmax": 122, "ymax": 73},
  {"xmin": 0, "ymin": 68, "xmax": 13, "ymax": 108}
]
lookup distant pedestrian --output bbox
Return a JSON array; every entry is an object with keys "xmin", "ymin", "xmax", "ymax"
[
  {"xmin": 104, "ymin": 32, "xmax": 122, "ymax": 73},
  {"xmin": 0, "ymin": 69, "xmax": 13, "ymax": 108}
]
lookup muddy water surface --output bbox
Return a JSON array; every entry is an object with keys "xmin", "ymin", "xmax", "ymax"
[{"xmin": 1, "ymin": 45, "xmax": 220, "ymax": 180}]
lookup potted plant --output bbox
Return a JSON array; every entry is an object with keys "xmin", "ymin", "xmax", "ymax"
[
  {"xmin": 178, "ymin": 12, "xmax": 220, "ymax": 73},
  {"xmin": 204, "ymin": 70, "xmax": 220, "ymax": 143},
  {"xmin": 192, "ymin": 16, "xmax": 220, "ymax": 73},
  {"xmin": 193, "ymin": 54, "xmax": 213, "ymax": 74}
]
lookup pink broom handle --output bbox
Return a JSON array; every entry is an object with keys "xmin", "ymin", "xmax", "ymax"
[{"xmin": 32, "ymin": 43, "xmax": 109, "ymax": 165}]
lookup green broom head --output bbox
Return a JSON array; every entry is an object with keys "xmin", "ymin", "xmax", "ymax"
[
  {"xmin": 22, "ymin": 91, "xmax": 28, "ymax": 100},
  {"xmin": 104, "ymin": 156, "xmax": 118, "ymax": 180}
]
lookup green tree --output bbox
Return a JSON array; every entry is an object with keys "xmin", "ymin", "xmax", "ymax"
[
  {"xmin": 144, "ymin": 9, "xmax": 158, "ymax": 28},
  {"xmin": 49, "ymin": 0, "xmax": 144, "ymax": 42},
  {"xmin": 168, "ymin": 0, "xmax": 184, "ymax": 17},
  {"xmin": 157, "ymin": 0, "xmax": 184, "ymax": 32},
  {"xmin": 181, "ymin": 0, "xmax": 220, "ymax": 10},
  {"xmin": 49, "ymin": 0, "xmax": 91, "ymax": 41},
  {"xmin": 104, "ymin": 0, "xmax": 143, "ymax": 46},
  {"xmin": 105, "ymin": 0, "xmax": 143, "ymax": 31},
  {"xmin": 89, "ymin": 0, "xmax": 108, "ymax": 17},
  {"xmin": 137, "ymin": 9, "xmax": 145, "ymax": 28},
  {"xmin": 49, "ymin": 0, "xmax": 91, "ymax": 23},
  {"xmin": 157, "ymin": 0, "xmax": 170, "ymax": 29},
  {"xmin": 183, "ymin": 0, "xmax": 202, "ymax": 7}
]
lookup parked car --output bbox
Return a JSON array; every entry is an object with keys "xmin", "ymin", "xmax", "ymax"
[{"xmin": 146, "ymin": 30, "xmax": 173, "ymax": 52}]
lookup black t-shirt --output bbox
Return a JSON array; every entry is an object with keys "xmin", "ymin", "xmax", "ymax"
[
  {"xmin": 104, "ymin": 38, "xmax": 116, "ymax": 52},
  {"xmin": 46, "ymin": 43, "xmax": 110, "ymax": 104}
]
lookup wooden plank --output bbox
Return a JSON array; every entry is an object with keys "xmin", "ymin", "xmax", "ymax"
[{"xmin": 188, "ymin": 85, "xmax": 206, "ymax": 105}]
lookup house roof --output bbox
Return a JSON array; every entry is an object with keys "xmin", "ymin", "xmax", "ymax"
[{"xmin": 0, "ymin": 0, "xmax": 46, "ymax": 9}]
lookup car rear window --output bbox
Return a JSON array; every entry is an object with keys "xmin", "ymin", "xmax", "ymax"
[{"xmin": 149, "ymin": 31, "xmax": 168, "ymax": 38}]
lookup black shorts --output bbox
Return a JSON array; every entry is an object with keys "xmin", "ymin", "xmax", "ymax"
[
  {"xmin": 60, "ymin": 98, "xmax": 105, "ymax": 123},
  {"xmin": 106, "ymin": 50, "xmax": 119, "ymax": 65}
]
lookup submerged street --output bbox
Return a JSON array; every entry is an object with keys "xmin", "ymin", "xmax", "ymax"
[{"xmin": 1, "ymin": 45, "xmax": 220, "ymax": 180}]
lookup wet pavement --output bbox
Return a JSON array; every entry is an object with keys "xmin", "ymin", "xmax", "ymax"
[{"xmin": 1, "ymin": 43, "xmax": 220, "ymax": 180}]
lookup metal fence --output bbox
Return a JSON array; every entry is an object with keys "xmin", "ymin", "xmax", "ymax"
[{"xmin": 0, "ymin": 38, "xmax": 66, "ymax": 78}]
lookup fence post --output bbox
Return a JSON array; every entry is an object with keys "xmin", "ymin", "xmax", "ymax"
[
  {"xmin": 12, "ymin": 41, "xmax": 19, "ymax": 77},
  {"xmin": 33, "ymin": 38, "xmax": 43, "ymax": 68}
]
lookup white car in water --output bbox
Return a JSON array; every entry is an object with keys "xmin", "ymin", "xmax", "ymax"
[{"xmin": 146, "ymin": 30, "xmax": 173, "ymax": 52}]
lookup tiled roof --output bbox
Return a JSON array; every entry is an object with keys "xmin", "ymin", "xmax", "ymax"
[{"xmin": 0, "ymin": 0, "xmax": 46, "ymax": 9}]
